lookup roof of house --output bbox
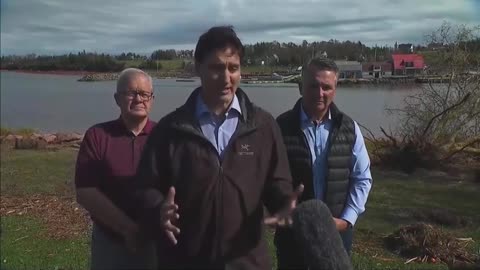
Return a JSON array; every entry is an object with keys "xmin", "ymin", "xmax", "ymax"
[{"xmin": 392, "ymin": 54, "xmax": 425, "ymax": 70}]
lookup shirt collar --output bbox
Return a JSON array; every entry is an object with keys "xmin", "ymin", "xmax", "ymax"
[
  {"xmin": 142, "ymin": 119, "xmax": 155, "ymax": 134},
  {"xmin": 195, "ymin": 93, "xmax": 242, "ymax": 119},
  {"xmin": 116, "ymin": 117, "xmax": 154, "ymax": 135},
  {"xmin": 300, "ymin": 103, "xmax": 331, "ymax": 127}
]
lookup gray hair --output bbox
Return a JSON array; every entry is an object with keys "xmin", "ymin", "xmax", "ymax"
[
  {"xmin": 302, "ymin": 57, "xmax": 339, "ymax": 77},
  {"xmin": 116, "ymin": 68, "xmax": 153, "ymax": 93}
]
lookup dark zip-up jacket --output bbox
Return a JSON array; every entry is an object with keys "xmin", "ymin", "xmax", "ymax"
[{"xmin": 135, "ymin": 87, "xmax": 293, "ymax": 269}]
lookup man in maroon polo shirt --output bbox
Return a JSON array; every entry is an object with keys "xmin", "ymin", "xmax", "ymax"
[{"xmin": 75, "ymin": 68, "xmax": 157, "ymax": 270}]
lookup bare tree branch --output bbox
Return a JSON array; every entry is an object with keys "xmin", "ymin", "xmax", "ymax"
[
  {"xmin": 421, "ymin": 93, "xmax": 472, "ymax": 138},
  {"xmin": 381, "ymin": 127, "xmax": 397, "ymax": 148},
  {"xmin": 357, "ymin": 122, "xmax": 377, "ymax": 141}
]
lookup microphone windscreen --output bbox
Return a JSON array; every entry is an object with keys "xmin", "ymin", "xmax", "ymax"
[{"xmin": 292, "ymin": 200, "xmax": 353, "ymax": 270}]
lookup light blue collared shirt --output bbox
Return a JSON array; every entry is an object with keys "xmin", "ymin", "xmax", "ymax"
[
  {"xmin": 300, "ymin": 105, "xmax": 372, "ymax": 226},
  {"xmin": 195, "ymin": 94, "xmax": 242, "ymax": 159}
]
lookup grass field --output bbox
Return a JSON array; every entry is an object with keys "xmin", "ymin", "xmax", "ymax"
[
  {"xmin": 1, "ymin": 148, "xmax": 479, "ymax": 270},
  {"xmin": 119, "ymin": 59, "xmax": 185, "ymax": 71}
]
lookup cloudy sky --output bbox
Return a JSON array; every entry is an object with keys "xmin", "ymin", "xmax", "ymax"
[{"xmin": 1, "ymin": 0, "xmax": 479, "ymax": 55}]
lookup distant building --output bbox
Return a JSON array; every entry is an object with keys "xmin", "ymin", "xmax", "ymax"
[
  {"xmin": 391, "ymin": 54, "xmax": 426, "ymax": 76},
  {"xmin": 362, "ymin": 61, "xmax": 392, "ymax": 78},
  {"xmin": 397, "ymin": 43, "xmax": 414, "ymax": 54},
  {"xmin": 335, "ymin": 61, "xmax": 363, "ymax": 79},
  {"xmin": 427, "ymin": 42, "xmax": 446, "ymax": 51}
]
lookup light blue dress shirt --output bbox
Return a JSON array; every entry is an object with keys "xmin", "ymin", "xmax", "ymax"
[
  {"xmin": 300, "ymin": 105, "xmax": 372, "ymax": 226},
  {"xmin": 195, "ymin": 94, "xmax": 242, "ymax": 159}
]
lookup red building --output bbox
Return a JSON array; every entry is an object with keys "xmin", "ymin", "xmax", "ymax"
[
  {"xmin": 392, "ymin": 54, "xmax": 426, "ymax": 76},
  {"xmin": 362, "ymin": 61, "xmax": 392, "ymax": 78}
]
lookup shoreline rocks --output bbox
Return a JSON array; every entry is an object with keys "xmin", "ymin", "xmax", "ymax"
[
  {"xmin": 78, "ymin": 73, "xmax": 119, "ymax": 82},
  {"xmin": 0, "ymin": 132, "xmax": 84, "ymax": 150}
]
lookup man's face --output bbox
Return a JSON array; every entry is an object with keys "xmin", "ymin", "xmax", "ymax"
[
  {"xmin": 114, "ymin": 74, "xmax": 154, "ymax": 120},
  {"xmin": 196, "ymin": 45, "xmax": 241, "ymax": 107},
  {"xmin": 301, "ymin": 66, "xmax": 337, "ymax": 116}
]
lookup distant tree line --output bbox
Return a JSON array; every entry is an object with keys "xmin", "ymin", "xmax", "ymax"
[
  {"xmin": 1, "ymin": 38, "xmax": 479, "ymax": 72},
  {"xmin": 150, "ymin": 49, "xmax": 194, "ymax": 60},
  {"xmin": 115, "ymin": 52, "xmax": 147, "ymax": 61},
  {"xmin": 1, "ymin": 51, "xmax": 125, "ymax": 72}
]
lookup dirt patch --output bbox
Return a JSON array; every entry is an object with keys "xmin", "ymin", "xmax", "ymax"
[
  {"xmin": 0, "ymin": 195, "xmax": 91, "ymax": 239},
  {"xmin": 385, "ymin": 223, "xmax": 478, "ymax": 266}
]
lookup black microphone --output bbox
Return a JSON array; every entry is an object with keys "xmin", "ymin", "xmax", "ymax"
[{"xmin": 291, "ymin": 199, "xmax": 353, "ymax": 270}]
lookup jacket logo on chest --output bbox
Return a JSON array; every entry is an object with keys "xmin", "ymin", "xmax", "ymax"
[{"xmin": 238, "ymin": 143, "xmax": 254, "ymax": 156}]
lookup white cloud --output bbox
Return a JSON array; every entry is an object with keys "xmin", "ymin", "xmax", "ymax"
[{"xmin": 1, "ymin": 0, "xmax": 478, "ymax": 55}]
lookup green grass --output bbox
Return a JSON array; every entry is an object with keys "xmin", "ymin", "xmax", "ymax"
[
  {"xmin": 118, "ymin": 59, "xmax": 188, "ymax": 69},
  {"xmin": 0, "ymin": 148, "xmax": 479, "ymax": 269},
  {"xmin": 350, "ymin": 170, "xmax": 480, "ymax": 269},
  {"xmin": 0, "ymin": 148, "xmax": 77, "ymax": 196},
  {"xmin": 116, "ymin": 59, "xmax": 185, "ymax": 71},
  {"xmin": 117, "ymin": 58, "xmax": 293, "ymax": 75},
  {"xmin": 1, "ymin": 216, "xmax": 89, "ymax": 270},
  {"xmin": 116, "ymin": 59, "xmax": 144, "ymax": 68},
  {"xmin": 242, "ymin": 65, "xmax": 291, "ymax": 74},
  {"xmin": 157, "ymin": 60, "xmax": 185, "ymax": 70}
]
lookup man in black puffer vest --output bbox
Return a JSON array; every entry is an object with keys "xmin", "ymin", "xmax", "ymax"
[{"xmin": 274, "ymin": 57, "xmax": 373, "ymax": 270}]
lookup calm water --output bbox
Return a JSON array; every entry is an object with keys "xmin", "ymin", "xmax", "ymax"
[{"xmin": 0, "ymin": 71, "xmax": 417, "ymax": 135}]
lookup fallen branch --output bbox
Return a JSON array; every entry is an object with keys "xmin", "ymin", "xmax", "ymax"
[
  {"xmin": 456, "ymin": 238, "xmax": 474, "ymax": 242},
  {"xmin": 453, "ymin": 147, "xmax": 480, "ymax": 154},
  {"xmin": 405, "ymin": 257, "xmax": 418, "ymax": 264},
  {"xmin": 13, "ymin": 236, "xmax": 29, "ymax": 243},
  {"xmin": 442, "ymin": 136, "xmax": 480, "ymax": 160},
  {"xmin": 421, "ymin": 93, "xmax": 471, "ymax": 138}
]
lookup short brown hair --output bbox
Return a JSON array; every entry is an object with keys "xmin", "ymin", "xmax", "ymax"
[{"xmin": 302, "ymin": 57, "xmax": 338, "ymax": 76}]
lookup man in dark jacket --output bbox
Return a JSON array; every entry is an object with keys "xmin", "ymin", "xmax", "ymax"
[
  {"xmin": 134, "ymin": 26, "xmax": 302, "ymax": 270},
  {"xmin": 274, "ymin": 57, "xmax": 373, "ymax": 269}
]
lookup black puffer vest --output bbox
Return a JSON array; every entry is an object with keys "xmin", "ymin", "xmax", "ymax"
[{"xmin": 276, "ymin": 99, "xmax": 356, "ymax": 217}]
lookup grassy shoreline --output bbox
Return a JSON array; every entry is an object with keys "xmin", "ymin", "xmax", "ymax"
[{"xmin": 1, "ymin": 147, "xmax": 479, "ymax": 270}]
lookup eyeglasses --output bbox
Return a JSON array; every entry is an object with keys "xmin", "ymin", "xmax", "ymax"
[{"xmin": 121, "ymin": 90, "xmax": 154, "ymax": 101}]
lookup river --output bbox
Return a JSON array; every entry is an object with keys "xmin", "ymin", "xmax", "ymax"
[{"xmin": 0, "ymin": 71, "xmax": 418, "ymax": 135}]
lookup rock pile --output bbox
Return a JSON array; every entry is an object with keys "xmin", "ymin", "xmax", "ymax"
[
  {"xmin": 78, "ymin": 73, "xmax": 119, "ymax": 81},
  {"xmin": 0, "ymin": 132, "xmax": 84, "ymax": 150}
]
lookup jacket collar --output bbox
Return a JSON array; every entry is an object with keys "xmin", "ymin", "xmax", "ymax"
[
  {"xmin": 170, "ymin": 87, "xmax": 257, "ymax": 137},
  {"xmin": 195, "ymin": 91, "xmax": 242, "ymax": 120}
]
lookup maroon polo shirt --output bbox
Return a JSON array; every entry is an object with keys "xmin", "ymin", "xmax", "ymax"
[{"xmin": 75, "ymin": 118, "xmax": 155, "ymax": 239}]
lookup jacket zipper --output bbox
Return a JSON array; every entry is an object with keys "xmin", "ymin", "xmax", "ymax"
[
  {"xmin": 173, "ymin": 126, "xmax": 255, "ymax": 263},
  {"xmin": 216, "ymin": 158, "xmax": 223, "ymax": 261},
  {"xmin": 198, "ymin": 139, "xmax": 224, "ymax": 262},
  {"xmin": 214, "ymin": 129, "xmax": 255, "ymax": 261}
]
